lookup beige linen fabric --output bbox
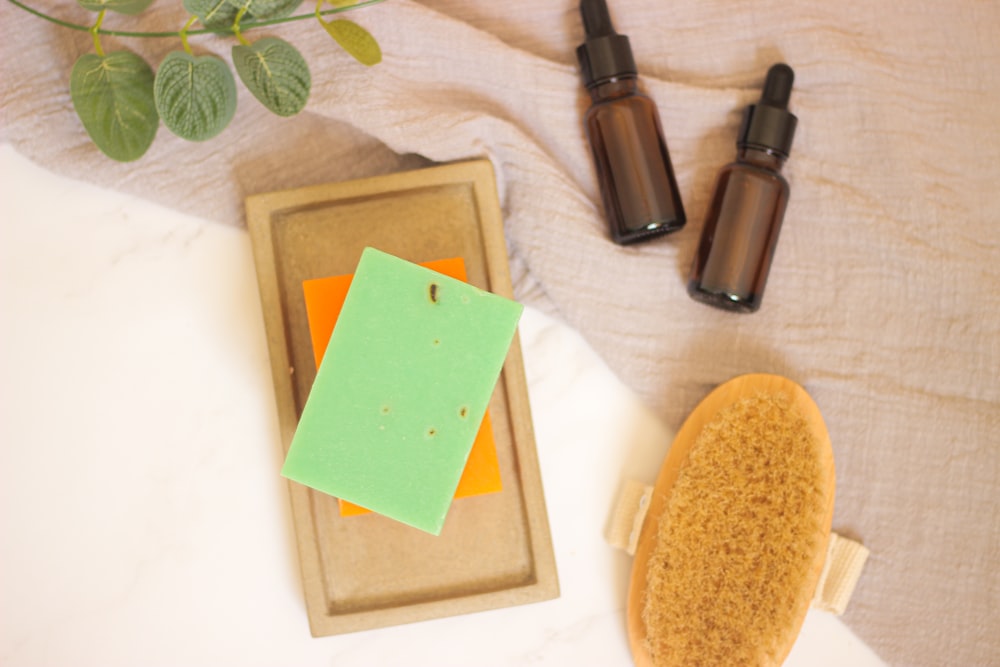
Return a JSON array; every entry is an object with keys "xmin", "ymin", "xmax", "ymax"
[{"xmin": 3, "ymin": 1, "xmax": 998, "ymax": 664}]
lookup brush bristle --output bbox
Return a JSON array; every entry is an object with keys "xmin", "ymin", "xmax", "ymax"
[{"xmin": 642, "ymin": 392, "xmax": 831, "ymax": 667}]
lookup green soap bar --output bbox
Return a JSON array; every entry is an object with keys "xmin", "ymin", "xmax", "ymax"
[{"xmin": 281, "ymin": 247, "xmax": 523, "ymax": 535}]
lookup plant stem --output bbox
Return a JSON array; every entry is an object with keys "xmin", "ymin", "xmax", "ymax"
[
  {"xmin": 180, "ymin": 15, "xmax": 196, "ymax": 55},
  {"xmin": 90, "ymin": 8, "xmax": 106, "ymax": 56},
  {"xmin": 232, "ymin": 5, "xmax": 251, "ymax": 46},
  {"xmin": 6, "ymin": 0, "xmax": 387, "ymax": 39}
]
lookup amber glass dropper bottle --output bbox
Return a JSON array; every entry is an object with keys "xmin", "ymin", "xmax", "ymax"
[
  {"xmin": 688, "ymin": 63, "xmax": 798, "ymax": 313},
  {"xmin": 577, "ymin": 0, "xmax": 686, "ymax": 244}
]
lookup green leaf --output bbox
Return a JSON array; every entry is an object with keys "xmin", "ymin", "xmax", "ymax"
[
  {"xmin": 254, "ymin": 0, "xmax": 304, "ymax": 19},
  {"xmin": 186, "ymin": 0, "xmax": 303, "ymax": 29},
  {"xmin": 77, "ymin": 0, "xmax": 155, "ymax": 15},
  {"xmin": 70, "ymin": 51, "xmax": 158, "ymax": 162},
  {"xmin": 320, "ymin": 19, "xmax": 381, "ymax": 66},
  {"xmin": 183, "ymin": 0, "xmax": 238, "ymax": 29},
  {"xmin": 228, "ymin": 0, "xmax": 304, "ymax": 20},
  {"xmin": 232, "ymin": 38, "xmax": 311, "ymax": 117},
  {"xmin": 154, "ymin": 51, "xmax": 237, "ymax": 142}
]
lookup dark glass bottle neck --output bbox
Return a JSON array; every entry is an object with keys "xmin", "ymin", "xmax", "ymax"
[
  {"xmin": 736, "ymin": 146, "xmax": 786, "ymax": 171},
  {"xmin": 589, "ymin": 76, "xmax": 638, "ymax": 101}
]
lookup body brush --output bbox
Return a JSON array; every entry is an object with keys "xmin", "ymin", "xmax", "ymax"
[{"xmin": 627, "ymin": 374, "xmax": 836, "ymax": 667}]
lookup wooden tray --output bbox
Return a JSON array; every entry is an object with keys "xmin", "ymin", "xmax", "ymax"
[{"xmin": 245, "ymin": 160, "xmax": 559, "ymax": 636}]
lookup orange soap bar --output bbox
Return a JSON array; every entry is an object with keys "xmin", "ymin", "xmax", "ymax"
[{"xmin": 302, "ymin": 257, "xmax": 503, "ymax": 516}]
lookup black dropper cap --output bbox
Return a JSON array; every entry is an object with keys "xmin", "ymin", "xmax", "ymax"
[
  {"xmin": 576, "ymin": 0, "xmax": 636, "ymax": 88},
  {"xmin": 738, "ymin": 63, "xmax": 798, "ymax": 157}
]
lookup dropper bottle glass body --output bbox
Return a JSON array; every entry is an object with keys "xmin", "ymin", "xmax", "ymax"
[
  {"xmin": 688, "ymin": 64, "xmax": 798, "ymax": 312},
  {"xmin": 577, "ymin": 0, "xmax": 685, "ymax": 244},
  {"xmin": 688, "ymin": 146, "xmax": 789, "ymax": 312}
]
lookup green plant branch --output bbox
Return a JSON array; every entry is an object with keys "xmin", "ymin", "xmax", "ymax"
[
  {"xmin": 90, "ymin": 8, "xmax": 106, "ymax": 56},
  {"xmin": 232, "ymin": 5, "xmax": 250, "ymax": 46},
  {"xmin": 180, "ymin": 15, "xmax": 196, "ymax": 54},
  {"xmin": 6, "ymin": 0, "xmax": 387, "ymax": 39}
]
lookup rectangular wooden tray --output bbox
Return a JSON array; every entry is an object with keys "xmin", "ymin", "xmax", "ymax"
[{"xmin": 246, "ymin": 160, "xmax": 559, "ymax": 636}]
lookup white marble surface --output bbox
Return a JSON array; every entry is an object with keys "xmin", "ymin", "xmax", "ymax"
[{"xmin": 0, "ymin": 144, "xmax": 885, "ymax": 666}]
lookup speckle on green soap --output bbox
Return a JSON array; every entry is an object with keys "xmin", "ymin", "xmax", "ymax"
[{"xmin": 281, "ymin": 247, "xmax": 523, "ymax": 535}]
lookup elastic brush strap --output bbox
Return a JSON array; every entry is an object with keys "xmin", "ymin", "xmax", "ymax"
[{"xmin": 812, "ymin": 533, "xmax": 871, "ymax": 615}]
